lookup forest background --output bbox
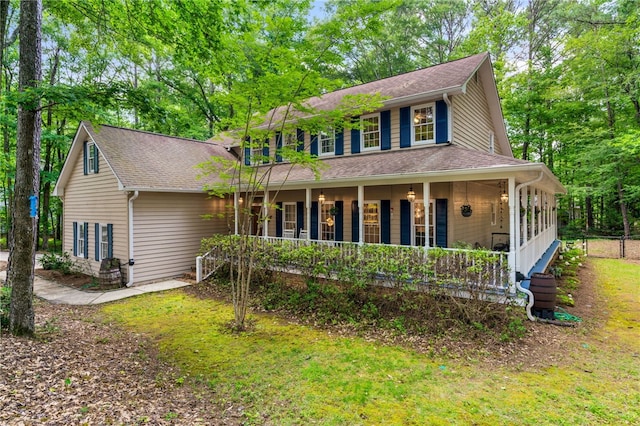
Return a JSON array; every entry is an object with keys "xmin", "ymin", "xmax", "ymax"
[{"xmin": 1, "ymin": 0, "xmax": 638, "ymax": 252}]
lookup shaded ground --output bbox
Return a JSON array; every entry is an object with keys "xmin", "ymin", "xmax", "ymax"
[{"xmin": 0, "ymin": 258, "xmax": 615, "ymax": 424}]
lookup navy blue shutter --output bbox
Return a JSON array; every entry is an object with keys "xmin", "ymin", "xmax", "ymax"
[
  {"xmin": 351, "ymin": 117, "xmax": 360, "ymax": 154},
  {"xmin": 381, "ymin": 110, "xmax": 391, "ymax": 150},
  {"xmin": 310, "ymin": 134, "xmax": 318, "ymax": 156},
  {"xmin": 95, "ymin": 223, "xmax": 100, "ymax": 261},
  {"xmin": 107, "ymin": 224, "xmax": 113, "ymax": 258},
  {"xmin": 351, "ymin": 200, "xmax": 359, "ymax": 242},
  {"xmin": 244, "ymin": 147, "xmax": 251, "ymax": 166},
  {"xmin": 400, "ymin": 200, "xmax": 411, "ymax": 245},
  {"xmin": 83, "ymin": 222, "xmax": 89, "ymax": 259},
  {"xmin": 262, "ymin": 138, "xmax": 269, "ymax": 164},
  {"xmin": 381, "ymin": 200, "xmax": 391, "ymax": 243},
  {"xmin": 297, "ymin": 129, "xmax": 304, "ymax": 152},
  {"xmin": 311, "ymin": 202, "xmax": 319, "ymax": 240},
  {"xmin": 276, "ymin": 202, "xmax": 283, "ymax": 237},
  {"xmin": 73, "ymin": 221, "xmax": 78, "ymax": 256},
  {"xmin": 400, "ymin": 107, "xmax": 411, "ymax": 148},
  {"xmin": 276, "ymin": 132, "xmax": 283, "ymax": 162},
  {"xmin": 296, "ymin": 201, "xmax": 304, "ymax": 237},
  {"xmin": 335, "ymin": 130, "xmax": 344, "ymax": 155},
  {"xmin": 435, "ymin": 100, "xmax": 448, "ymax": 144},
  {"xmin": 335, "ymin": 201, "xmax": 344, "ymax": 241},
  {"xmin": 83, "ymin": 142, "xmax": 88, "ymax": 175},
  {"xmin": 435, "ymin": 199, "xmax": 448, "ymax": 247},
  {"xmin": 94, "ymin": 144, "xmax": 99, "ymax": 173}
]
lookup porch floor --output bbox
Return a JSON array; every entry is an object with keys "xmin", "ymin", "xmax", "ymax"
[{"xmin": 520, "ymin": 239, "xmax": 562, "ymax": 290}]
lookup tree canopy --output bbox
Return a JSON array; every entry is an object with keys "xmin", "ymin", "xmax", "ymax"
[{"xmin": 1, "ymin": 0, "xmax": 638, "ymax": 249}]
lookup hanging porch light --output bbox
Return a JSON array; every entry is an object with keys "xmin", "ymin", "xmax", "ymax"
[
  {"xmin": 406, "ymin": 186, "xmax": 416, "ymax": 202},
  {"xmin": 318, "ymin": 191, "xmax": 325, "ymax": 204}
]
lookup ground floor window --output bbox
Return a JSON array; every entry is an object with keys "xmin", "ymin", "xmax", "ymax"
[
  {"xmin": 320, "ymin": 201, "xmax": 335, "ymax": 241},
  {"xmin": 411, "ymin": 200, "xmax": 435, "ymax": 247},
  {"xmin": 73, "ymin": 221, "xmax": 88, "ymax": 259},
  {"xmin": 96, "ymin": 223, "xmax": 113, "ymax": 260},
  {"xmin": 363, "ymin": 201, "xmax": 380, "ymax": 244},
  {"xmin": 283, "ymin": 202, "xmax": 297, "ymax": 237}
]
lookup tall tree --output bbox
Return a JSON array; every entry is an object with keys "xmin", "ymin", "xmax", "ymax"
[{"xmin": 8, "ymin": 0, "xmax": 41, "ymax": 336}]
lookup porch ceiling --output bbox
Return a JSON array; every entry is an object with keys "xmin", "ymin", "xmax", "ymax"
[{"xmin": 253, "ymin": 144, "xmax": 565, "ymax": 194}]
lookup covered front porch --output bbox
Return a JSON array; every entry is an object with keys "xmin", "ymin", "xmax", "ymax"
[{"xmin": 229, "ymin": 174, "xmax": 562, "ymax": 291}]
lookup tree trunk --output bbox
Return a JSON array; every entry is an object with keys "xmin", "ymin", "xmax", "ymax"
[
  {"xmin": 8, "ymin": 0, "xmax": 42, "ymax": 337},
  {"xmin": 617, "ymin": 180, "xmax": 630, "ymax": 238}
]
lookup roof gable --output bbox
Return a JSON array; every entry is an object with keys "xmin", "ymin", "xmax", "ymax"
[{"xmin": 54, "ymin": 122, "xmax": 236, "ymax": 195}]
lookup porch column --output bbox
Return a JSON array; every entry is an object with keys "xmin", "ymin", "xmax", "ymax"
[
  {"xmin": 508, "ymin": 177, "xmax": 516, "ymax": 291},
  {"xmin": 234, "ymin": 191, "xmax": 239, "ymax": 235},
  {"xmin": 358, "ymin": 185, "xmax": 364, "ymax": 244},
  {"xmin": 423, "ymin": 181, "xmax": 430, "ymax": 248},
  {"xmin": 522, "ymin": 186, "xmax": 529, "ymax": 244},
  {"xmin": 306, "ymin": 187, "xmax": 311, "ymax": 240},
  {"xmin": 263, "ymin": 190, "xmax": 269, "ymax": 237}
]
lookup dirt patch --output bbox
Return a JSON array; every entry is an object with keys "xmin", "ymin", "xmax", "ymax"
[
  {"xmin": 35, "ymin": 268, "xmax": 98, "ymax": 289},
  {"xmin": 0, "ymin": 301, "xmax": 241, "ymax": 425}
]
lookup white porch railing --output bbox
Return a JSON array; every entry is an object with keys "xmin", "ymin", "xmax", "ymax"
[
  {"xmin": 518, "ymin": 225, "xmax": 557, "ymax": 276},
  {"xmin": 197, "ymin": 236, "xmax": 511, "ymax": 294}
]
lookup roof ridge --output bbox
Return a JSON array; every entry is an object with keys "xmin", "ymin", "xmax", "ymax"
[
  {"xmin": 314, "ymin": 52, "xmax": 488, "ymax": 97},
  {"xmin": 87, "ymin": 122, "xmax": 221, "ymax": 146}
]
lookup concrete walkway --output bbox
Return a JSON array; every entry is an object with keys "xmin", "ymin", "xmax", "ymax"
[{"xmin": 1, "ymin": 252, "xmax": 190, "ymax": 305}]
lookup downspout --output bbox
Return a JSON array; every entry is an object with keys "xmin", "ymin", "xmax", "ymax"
[
  {"xmin": 442, "ymin": 93, "xmax": 453, "ymax": 144},
  {"xmin": 514, "ymin": 171, "xmax": 544, "ymax": 321},
  {"xmin": 126, "ymin": 190, "xmax": 139, "ymax": 287}
]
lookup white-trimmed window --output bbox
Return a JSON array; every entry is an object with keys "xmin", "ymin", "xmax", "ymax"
[
  {"xmin": 319, "ymin": 129, "xmax": 335, "ymax": 156},
  {"xmin": 412, "ymin": 103, "xmax": 435, "ymax": 144},
  {"xmin": 78, "ymin": 222, "xmax": 85, "ymax": 257},
  {"xmin": 361, "ymin": 113, "xmax": 380, "ymax": 151},
  {"xmin": 88, "ymin": 142, "xmax": 96, "ymax": 173},
  {"xmin": 98, "ymin": 224, "xmax": 110, "ymax": 260},
  {"xmin": 412, "ymin": 201, "xmax": 427, "ymax": 247},
  {"xmin": 283, "ymin": 203, "xmax": 297, "ymax": 236},
  {"xmin": 363, "ymin": 201, "xmax": 380, "ymax": 243},
  {"xmin": 320, "ymin": 201, "xmax": 335, "ymax": 241},
  {"xmin": 250, "ymin": 146, "xmax": 263, "ymax": 166}
]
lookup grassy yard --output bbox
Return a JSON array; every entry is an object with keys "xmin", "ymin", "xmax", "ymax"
[{"xmin": 101, "ymin": 259, "xmax": 639, "ymax": 425}]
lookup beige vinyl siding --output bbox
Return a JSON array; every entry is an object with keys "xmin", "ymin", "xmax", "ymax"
[
  {"xmin": 452, "ymin": 75, "xmax": 499, "ymax": 154},
  {"xmin": 132, "ymin": 192, "xmax": 228, "ymax": 284},
  {"xmin": 61, "ymin": 148, "xmax": 128, "ymax": 277}
]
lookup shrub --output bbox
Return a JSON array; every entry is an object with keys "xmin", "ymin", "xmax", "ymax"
[
  {"xmin": 40, "ymin": 251, "xmax": 74, "ymax": 274},
  {"xmin": 1, "ymin": 286, "xmax": 10, "ymax": 329}
]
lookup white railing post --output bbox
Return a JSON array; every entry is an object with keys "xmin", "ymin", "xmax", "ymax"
[{"xmin": 196, "ymin": 255, "xmax": 203, "ymax": 283}]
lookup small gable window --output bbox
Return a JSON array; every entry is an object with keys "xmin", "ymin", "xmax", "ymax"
[
  {"xmin": 84, "ymin": 141, "xmax": 99, "ymax": 175},
  {"xmin": 319, "ymin": 129, "xmax": 335, "ymax": 156},
  {"xmin": 361, "ymin": 113, "xmax": 380, "ymax": 151},
  {"xmin": 412, "ymin": 103, "xmax": 435, "ymax": 144}
]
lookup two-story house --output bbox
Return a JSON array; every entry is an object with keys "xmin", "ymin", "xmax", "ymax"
[{"xmin": 54, "ymin": 53, "xmax": 565, "ymax": 308}]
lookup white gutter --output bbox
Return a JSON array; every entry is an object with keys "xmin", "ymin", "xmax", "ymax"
[
  {"xmin": 126, "ymin": 190, "xmax": 139, "ymax": 287},
  {"xmin": 442, "ymin": 93, "xmax": 453, "ymax": 144},
  {"xmin": 513, "ymin": 171, "xmax": 544, "ymax": 321}
]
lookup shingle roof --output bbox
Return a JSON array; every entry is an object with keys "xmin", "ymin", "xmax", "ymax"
[
  {"xmin": 83, "ymin": 122, "xmax": 236, "ymax": 192},
  {"xmin": 257, "ymin": 143, "xmax": 533, "ymax": 185},
  {"xmin": 304, "ymin": 53, "xmax": 487, "ymax": 112}
]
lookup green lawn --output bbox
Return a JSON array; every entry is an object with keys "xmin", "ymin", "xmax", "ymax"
[{"xmin": 101, "ymin": 259, "xmax": 639, "ymax": 425}]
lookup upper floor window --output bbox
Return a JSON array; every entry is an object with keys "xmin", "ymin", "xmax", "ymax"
[
  {"xmin": 250, "ymin": 146, "xmax": 263, "ymax": 166},
  {"xmin": 412, "ymin": 104, "xmax": 435, "ymax": 144},
  {"xmin": 84, "ymin": 141, "xmax": 99, "ymax": 175},
  {"xmin": 361, "ymin": 113, "xmax": 380, "ymax": 151},
  {"xmin": 319, "ymin": 129, "xmax": 335, "ymax": 156}
]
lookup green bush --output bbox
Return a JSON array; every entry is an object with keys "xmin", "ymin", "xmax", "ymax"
[
  {"xmin": 40, "ymin": 251, "xmax": 74, "ymax": 274},
  {"xmin": 1, "ymin": 286, "xmax": 10, "ymax": 329}
]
